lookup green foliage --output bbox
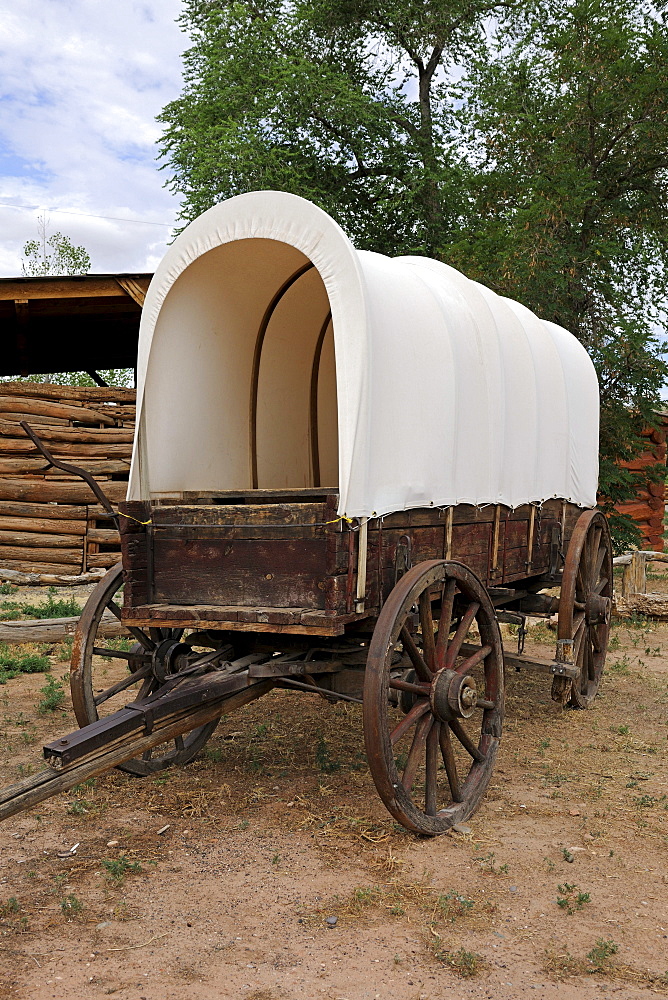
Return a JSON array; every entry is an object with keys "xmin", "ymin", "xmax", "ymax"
[
  {"xmin": 22, "ymin": 217, "xmax": 90, "ymax": 277},
  {"xmin": 159, "ymin": 0, "xmax": 515, "ymax": 256},
  {"xmin": 0, "ymin": 643, "xmax": 50, "ymax": 683},
  {"xmin": 0, "ymin": 583, "xmax": 18, "ymax": 595},
  {"xmin": 0, "ymin": 590, "xmax": 82, "ymax": 621},
  {"xmin": 587, "ymin": 938, "xmax": 618, "ymax": 971},
  {"xmin": 101, "ymin": 855, "xmax": 142, "ymax": 885},
  {"xmin": 37, "ymin": 674, "xmax": 65, "ymax": 714},
  {"xmin": 556, "ymin": 882, "xmax": 591, "ymax": 913},
  {"xmin": 2, "ymin": 370, "xmax": 133, "ymax": 388},
  {"xmin": 436, "ymin": 890, "xmax": 474, "ymax": 922},
  {"xmin": 315, "ymin": 733, "xmax": 342, "ymax": 773},
  {"xmin": 159, "ymin": 0, "xmax": 668, "ymax": 551},
  {"xmin": 433, "ymin": 945, "xmax": 482, "ymax": 977},
  {"xmin": 60, "ymin": 894, "xmax": 84, "ymax": 918}
]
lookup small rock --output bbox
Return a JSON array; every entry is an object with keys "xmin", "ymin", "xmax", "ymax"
[
  {"xmin": 568, "ymin": 809, "xmax": 581, "ymax": 816},
  {"xmin": 106, "ymin": 840, "xmax": 119, "ymax": 847},
  {"xmin": 451, "ymin": 823, "xmax": 472, "ymax": 835},
  {"xmin": 96, "ymin": 921, "xmax": 111, "ymax": 930},
  {"xmin": 156, "ymin": 825, "xmax": 170, "ymax": 836},
  {"xmin": 325, "ymin": 916, "xmax": 338, "ymax": 927},
  {"xmin": 509, "ymin": 886, "xmax": 518, "ymax": 893}
]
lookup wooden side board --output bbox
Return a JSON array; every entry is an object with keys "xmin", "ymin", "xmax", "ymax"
[{"xmin": 119, "ymin": 494, "xmax": 585, "ymax": 628}]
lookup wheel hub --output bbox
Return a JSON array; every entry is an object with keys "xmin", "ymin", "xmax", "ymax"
[
  {"xmin": 430, "ymin": 668, "xmax": 477, "ymax": 721},
  {"xmin": 151, "ymin": 639, "xmax": 192, "ymax": 682},
  {"xmin": 585, "ymin": 594, "xmax": 611, "ymax": 626}
]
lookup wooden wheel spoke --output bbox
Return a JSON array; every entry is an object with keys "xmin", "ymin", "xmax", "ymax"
[
  {"xmin": 390, "ymin": 677, "xmax": 430, "ymax": 698},
  {"xmin": 590, "ymin": 625, "xmax": 602, "ymax": 653},
  {"xmin": 593, "ymin": 540, "xmax": 606, "ymax": 585},
  {"xmin": 425, "ymin": 721, "xmax": 440, "ymax": 816},
  {"xmin": 419, "ymin": 590, "xmax": 436, "ymax": 671},
  {"xmin": 454, "ymin": 643, "xmax": 491, "ymax": 676},
  {"xmin": 92, "ymin": 646, "xmax": 145, "ymax": 662},
  {"xmin": 582, "ymin": 638, "xmax": 593, "ymax": 691},
  {"xmin": 400, "ymin": 626, "xmax": 432, "ymax": 682},
  {"xmin": 435, "ymin": 578, "xmax": 457, "ymax": 670},
  {"xmin": 175, "ymin": 735, "xmax": 185, "ymax": 753},
  {"xmin": 106, "ymin": 599, "xmax": 123, "ymax": 621},
  {"xmin": 439, "ymin": 723, "xmax": 462, "ymax": 802},
  {"xmin": 401, "ymin": 714, "xmax": 433, "ymax": 792},
  {"xmin": 445, "ymin": 602, "xmax": 480, "ymax": 670},
  {"xmin": 449, "ymin": 718, "xmax": 486, "ymax": 763},
  {"xmin": 390, "ymin": 699, "xmax": 430, "ymax": 746},
  {"xmin": 93, "ymin": 664, "xmax": 152, "ymax": 706},
  {"xmin": 594, "ymin": 575, "xmax": 609, "ymax": 595}
]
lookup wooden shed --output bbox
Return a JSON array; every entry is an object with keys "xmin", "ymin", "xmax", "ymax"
[{"xmin": 0, "ymin": 274, "xmax": 146, "ymax": 581}]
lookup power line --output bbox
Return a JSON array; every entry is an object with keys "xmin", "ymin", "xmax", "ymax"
[{"xmin": 0, "ymin": 203, "xmax": 173, "ymax": 227}]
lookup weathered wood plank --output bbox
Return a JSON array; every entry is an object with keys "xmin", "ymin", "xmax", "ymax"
[
  {"xmin": 0, "ymin": 500, "xmax": 88, "ymax": 520},
  {"xmin": 151, "ymin": 537, "xmax": 328, "ymax": 609},
  {"xmin": 0, "ymin": 396, "xmax": 115, "ymax": 426},
  {"xmin": 86, "ymin": 552, "xmax": 122, "ymax": 568},
  {"xmin": 0, "ymin": 545, "xmax": 82, "ymax": 565},
  {"xmin": 0, "ymin": 438, "xmax": 132, "ymax": 458},
  {"xmin": 0, "ymin": 458, "xmax": 130, "ymax": 475},
  {"xmin": 0, "ymin": 515, "xmax": 86, "ymax": 535},
  {"xmin": 0, "ymin": 479, "xmax": 127, "ymax": 504},
  {"xmin": 87, "ymin": 528, "xmax": 121, "ymax": 544},
  {"xmin": 0, "ymin": 529, "xmax": 82, "ymax": 548},
  {"xmin": 0, "ymin": 610, "xmax": 125, "ymax": 644},
  {"xmin": 0, "ymin": 558, "xmax": 86, "ymax": 575},
  {"xmin": 0, "ymin": 419, "xmax": 134, "ymax": 444}
]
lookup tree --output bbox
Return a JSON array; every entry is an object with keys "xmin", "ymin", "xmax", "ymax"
[
  {"xmin": 158, "ymin": 0, "xmax": 518, "ymax": 256},
  {"xmin": 22, "ymin": 215, "xmax": 91, "ymax": 277},
  {"xmin": 14, "ymin": 217, "xmax": 132, "ymax": 388},
  {"xmin": 159, "ymin": 0, "xmax": 668, "ymax": 548},
  {"xmin": 448, "ymin": 0, "xmax": 668, "ymax": 548}
]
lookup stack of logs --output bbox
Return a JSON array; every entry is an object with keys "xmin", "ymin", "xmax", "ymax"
[
  {"xmin": 0, "ymin": 382, "xmax": 136, "ymax": 578},
  {"xmin": 616, "ymin": 417, "xmax": 668, "ymax": 551}
]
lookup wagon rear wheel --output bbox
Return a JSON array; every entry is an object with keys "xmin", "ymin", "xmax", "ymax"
[
  {"xmin": 551, "ymin": 510, "xmax": 613, "ymax": 709},
  {"xmin": 71, "ymin": 564, "xmax": 219, "ymax": 776},
  {"xmin": 363, "ymin": 560, "xmax": 504, "ymax": 835}
]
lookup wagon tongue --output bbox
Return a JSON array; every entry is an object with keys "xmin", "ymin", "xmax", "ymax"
[{"xmin": 0, "ymin": 663, "xmax": 272, "ymax": 824}]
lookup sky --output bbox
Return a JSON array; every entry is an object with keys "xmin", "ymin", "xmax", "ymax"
[{"xmin": 0, "ymin": 0, "xmax": 186, "ymax": 277}]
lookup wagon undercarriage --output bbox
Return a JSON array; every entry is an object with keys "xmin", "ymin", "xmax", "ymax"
[{"xmin": 0, "ymin": 491, "xmax": 612, "ymax": 836}]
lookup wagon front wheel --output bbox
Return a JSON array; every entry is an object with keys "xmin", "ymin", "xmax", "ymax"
[
  {"xmin": 363, "ymin": 560, "xmax": 504, "ymax": 835},
  {"xmin": 71, "ymin": 563, "xmax": 219, "ymax": 776}
]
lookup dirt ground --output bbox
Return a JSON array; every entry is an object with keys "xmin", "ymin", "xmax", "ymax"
[{"xmin": 0, "ymin": 576, "xmax": 667, "ymax": 1000}]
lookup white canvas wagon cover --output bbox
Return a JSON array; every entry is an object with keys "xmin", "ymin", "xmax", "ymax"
[{"xmin": 128, "ymin": 191, "xmax": 599, "ymax": 517}]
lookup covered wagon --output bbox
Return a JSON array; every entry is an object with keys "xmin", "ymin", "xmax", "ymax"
[{"xmin": 2, "ymin": 192, "xmax": 612, "ymax": 835}]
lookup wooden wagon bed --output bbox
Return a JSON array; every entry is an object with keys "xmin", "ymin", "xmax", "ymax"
[{"xmin": 119, "ymin": 491, "xmax": 582, "ymax": 636}]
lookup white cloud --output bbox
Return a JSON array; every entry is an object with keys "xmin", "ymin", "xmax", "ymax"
[{"xmin": 0, "ymin": 0, "xmax": 187, "ymax": 275}]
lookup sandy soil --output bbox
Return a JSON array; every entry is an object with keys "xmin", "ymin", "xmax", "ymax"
[{"xmin": 0, "ymin": 578, "xmax": 666, "ymax": 1000}]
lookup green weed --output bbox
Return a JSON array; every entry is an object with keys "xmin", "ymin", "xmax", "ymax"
[
  {"xmin": 60, "ymin": 894, "xmax": 84, "ymax": 919},
  {"xmin": 609, "ymin": 656, "xmax": 631, "ymax": 676},
  {"xmin": 435, "ymin": 890, "xmax": 474, "ymax": 922},
  {"xmin": 38, "ymin": 674, "xmax": 65, "ymax": 713},
  {"xmin": 556, "ymin": 883, "xmax": 590, "ymax": 914},
  {"xmin": 315, "ymin": 734, "xmax": 342, "ymax": 773},
  {"xmin": 587, "ymin": 938, "xmax": 618, "ymax": 971},
  {"xmin": 0, "ymin": 643, "xmax": 50, "ymax": 683},
  {"xmin": 432, "ymin": 943, "xmax": 482, "ymax": 977},
  {"xmin": 101, "ymin": 855, "xmax": 142, "ymax": 886}
]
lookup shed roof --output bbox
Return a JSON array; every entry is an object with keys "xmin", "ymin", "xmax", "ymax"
[{"xmin": 0, "ymin": 273, "xmax": 150, "ymax": 377}]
